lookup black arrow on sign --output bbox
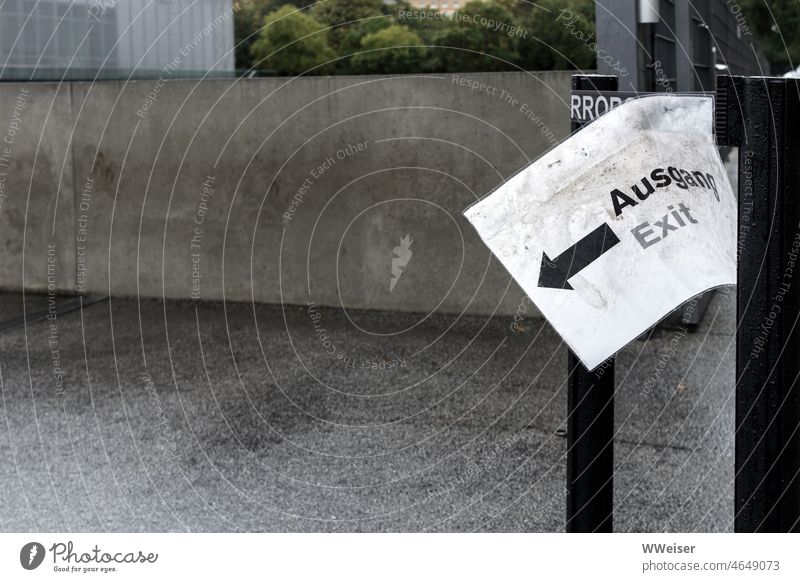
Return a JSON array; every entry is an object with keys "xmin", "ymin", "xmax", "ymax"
[{"xmin": 538, "ymin": 223, "xmax": 620, "ymax": 290}]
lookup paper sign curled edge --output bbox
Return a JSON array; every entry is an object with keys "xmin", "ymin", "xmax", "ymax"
[{"xmin": 464, "ymin": 95, "xmax": 736, "ymax": 370}]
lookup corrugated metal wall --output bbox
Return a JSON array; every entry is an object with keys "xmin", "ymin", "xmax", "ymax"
[
  {"xmin": 0, "ymin": 0, "xmax": 234, "ymax": 80},
  {"xmin": 596, "ymin": 0, "xmax": 770, "ymax": 92}
]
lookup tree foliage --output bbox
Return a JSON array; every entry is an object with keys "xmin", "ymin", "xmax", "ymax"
[
  {"xmin": 234, "ymin": 0, "xmax": 309, "ymax": 70},
  {"xmin": 311, "ymin": 0, "xmax": 385, "ymax": 29},
  {"xmin": 515, "ymin": 0, "xmax": 596, "ymax": 71},
  {"xmin": 312, "ymin": 0, "xmax": 385, "ymax": 56},
  {"xmin": 738, "ymin": 0, "xmax": 800, "ymax": 73},
  {"xmin": 238, "ymin": 0, "xmax": 601, "ymax": 75},
  {"xmin": 427, "ymin": 1, "xmax": 521, "ymax": 72},
  {"xmin": 249, "ymin": 5, "xmax": 335, "ymax": 75},
  {"xmin": 351, "ymin": 25, "xmax": 427, "ymax": 74},
  {"xmin": 236, "ymin": 0, "xmax": 796, "ymax": 76},
  {"xmin": 330, "ymin": 18, "xmax": 392, "ymax": 73}
]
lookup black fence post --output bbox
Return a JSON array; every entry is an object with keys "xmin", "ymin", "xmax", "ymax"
[
  {"xmin": 717, "ymin": 75, "xmax": 800, "ymax": 532},
  {"xmin": 565, "ymin": 74, "xmax": 617, "ymax": 533}
]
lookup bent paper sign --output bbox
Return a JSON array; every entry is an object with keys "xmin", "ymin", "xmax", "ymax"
[{"xmin": 464, "ymin": 95, "xmax": 736, "ymax": 370}]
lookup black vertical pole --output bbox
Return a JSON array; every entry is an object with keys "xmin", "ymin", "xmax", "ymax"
[
  {"xmin": 717, "ymin": 75, "xmax": 800, "ymax": 532},
  {"xmin": 566, "ymin": 75, "xmax": 617, "ymax": 533}
]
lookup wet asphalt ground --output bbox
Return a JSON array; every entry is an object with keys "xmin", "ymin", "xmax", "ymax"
[{"xmin": 0, "ymin": 288, "xmax": 735, "ymax": 532}]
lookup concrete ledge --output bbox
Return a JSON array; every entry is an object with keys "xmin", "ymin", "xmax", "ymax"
[{"xmin": 0, "ymin": 72, "xmax": 575, "ymax": 317}]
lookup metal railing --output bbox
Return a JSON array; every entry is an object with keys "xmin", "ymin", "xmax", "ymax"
[{"xmin": 565, "ymin": 73, "xmax": 800, "ymax": 533}]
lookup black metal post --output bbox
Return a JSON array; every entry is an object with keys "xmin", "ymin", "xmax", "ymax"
[
  {"xmin": 565, "ymin": 75, "xmax": 617, "ymax": 533},
  {"xmin": 717, "ymin": 75, "xmax": 800, "ymax": 532}
]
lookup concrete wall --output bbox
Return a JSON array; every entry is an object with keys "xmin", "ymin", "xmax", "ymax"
[{"xmin": 0, "ymin": 71, "xmax": 574, "ymax": 317}]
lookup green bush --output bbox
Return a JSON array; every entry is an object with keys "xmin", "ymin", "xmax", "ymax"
[
  {"xmin": 250, "ymin": 6, "xmax": 336, "ymax": 75},
  {"xmin": 237, "ymin": 0, "xmax": 600, "ymax": 75},
  {"xmin": 427, "ymin": 1, "xmax": 521, "ymax": 73},
  {"xmin": 351, "ymin": 25, "xmax": 428, "ymax": 74},
  {"xmin": 515, "ymin": 0, "xmax": 596, "ymax": 71}
]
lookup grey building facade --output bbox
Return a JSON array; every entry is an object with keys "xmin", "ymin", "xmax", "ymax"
[
  {"xmin": 0, "ymin": 0, "xmax": 235, "ymax": 80},
  {"xmin": 595, "ymin": 0, "xmax": 769, "ymax": 92}
]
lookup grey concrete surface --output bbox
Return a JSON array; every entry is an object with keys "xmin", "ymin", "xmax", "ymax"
[
  {"xmin": 0, "ymin": 288, "xmax": 735, "ymax": 532},
  {"xmin": 0, "ymin": 83, "xmax": 76, "ymax": 292},
  {"xmin": 0, "ymin": 79, "xmax": 739, "ymax": 533},
  {"xmin": 0, "ymin": 72, "xmax": 573, "ymax": 317}
]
